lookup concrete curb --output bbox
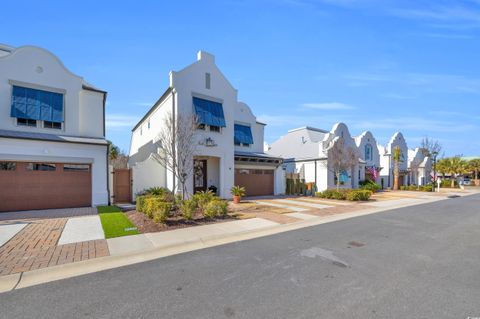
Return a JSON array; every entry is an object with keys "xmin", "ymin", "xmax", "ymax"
[{"xmin": 0, "ymin": 192, "xmax": 475, "ymax": 293}]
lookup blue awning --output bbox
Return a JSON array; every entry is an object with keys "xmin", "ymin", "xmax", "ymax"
[
  {"xmin": 193, "ymin": 97, "xmax": 226, "ymax": 127},
  {"xmin": 11, "ymin": 86, "xmax": 64, "ymax": 122},
  {"xmin": 234, "ymin": 124, "xmax": 253, "ymax": 145}
]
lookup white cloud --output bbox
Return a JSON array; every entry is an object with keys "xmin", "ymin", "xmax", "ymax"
[
  {"xmin": 106, "ymin": 114, "xmax": 141, "ymax": 129},
  {"xmin": 302, "ymin": 102, "xmax": 355, "ymax": 110}
]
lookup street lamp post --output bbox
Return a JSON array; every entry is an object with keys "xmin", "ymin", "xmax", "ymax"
[{"xmin": 432, "ymin": 151, "xmax": 439, "ymax": 192}]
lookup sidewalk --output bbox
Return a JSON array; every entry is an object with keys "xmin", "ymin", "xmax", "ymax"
[{"xmin": 0, "ymin": 189, "xmax": 478, "ymax": 293}]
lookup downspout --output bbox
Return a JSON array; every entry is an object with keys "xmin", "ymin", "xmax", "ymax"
[
  {"xmin": 106, "ymin": 146, "xmax": 111, "ymax": 205},
  {"xmin": 172, "ymin": 88, "xmax": 176, "ymax": 194},
  {"xmin": 103, "ymin": 91, "xmax": 111, "ymax": 206},
  {"xmin": 314, "ymin": 160, "xmax": 317, "ymax": 194}
]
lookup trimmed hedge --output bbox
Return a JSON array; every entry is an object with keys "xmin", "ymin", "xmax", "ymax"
[
  {"xmin": 316, "ymin": 189, "xmax": 372, "ymax": 201},
  {"xmin": 400, "ymin": 185, "xmax": 432, "ymax": 192}
]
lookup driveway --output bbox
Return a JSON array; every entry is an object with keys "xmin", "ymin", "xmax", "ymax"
[
  {"xmin": 0, "ymin": 208, "xmax": 108, "ymax": 276},
  {"xmin": 1, "ymin": 194, "xmax": 479, "ymax": 318}
]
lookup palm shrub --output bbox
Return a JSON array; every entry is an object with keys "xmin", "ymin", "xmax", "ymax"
[{"xmin": 359, "ymin": 180, "xmax": 381, "ymax": 193}]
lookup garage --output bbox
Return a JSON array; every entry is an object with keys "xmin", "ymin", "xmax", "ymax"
[
  {"xmin": 0, "ymin": 161, "xmax": 91, "ymax": 212},
  {"xmin": 234, "ymin": 168, "xmax": 274, "ymax": 196}
]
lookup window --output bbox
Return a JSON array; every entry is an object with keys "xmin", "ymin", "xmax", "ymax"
[
  {"xmin": 209, "ymin": 125, "xmax": 220, "ymax": 132},
  {"xmin": 44, "ymin": 121, "xmax": 62, "ymax": 129},
  {"xmin": 64, "ymin": 164, "xmax": 89, "ymax": 172},
  {"xmin": 234, "ymin": 124, "xmax": 253, "ymax": 146},
  {"xmin": 0, "ymin": 162, "xmax": 16, "ymax": 171},
  {"xmin": 205, "ymin": 73, "xmax": 211, "ymax": 89},
  {"xmin": 192, "ymin": 97, "xmax": 226, "ymax": 128},
  {"xmin": 11, "ymin": 86, "xmax": 64, "ymax": 123},
  {"xmin": 17, "ymin": 118, "xmax": 37, "ymax": 127},
  {"xmin": 26, "ymin": 163, "xmax": 56, "ymax": 171},
  {"xmin": 365, "ymin": 144, "xmax": 373, "ymax": 161},
  {"xmin": 140, "ymin": 127, "xmax": 143, "ymax": 135},
  {"xmin": 197, "ymin": 123, "xmax": 206, "ymax": 130},
  {"xmin": 148, "ymin": 120, "xmax": 150, "ymax": 129}
]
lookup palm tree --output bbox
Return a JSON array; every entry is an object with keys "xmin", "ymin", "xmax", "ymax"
[
  {"xmin": 443, "ymin": 156, "xmax": 468, "ymax": 188},
  {"xmin": 392, "ymin": 146, "xmax": 403, "ymax": 191},
  {"xmin": 468, "ymin": 159, "xmax": 480, "ymax": 181}
]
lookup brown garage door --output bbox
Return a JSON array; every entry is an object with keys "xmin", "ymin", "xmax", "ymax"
[
  {"xmin": 234, "ymin": 169, "xmax": 274, "ymax": 196},
  {"xmin": 0, "ymin": 162, "xmax": 91, "ymax": 212}
]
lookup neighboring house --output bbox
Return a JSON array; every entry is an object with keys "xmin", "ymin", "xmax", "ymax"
[
  {"xmin": 379, "ymin": 132, "xmax": 409, "ymax": 189},
  {"xmin": 408, "ymin": 148, "xmax": 432, "ymax": 186},
  {"xmin": 0, "ymin": 44, "xmax": 109, "ymax": 212},
  {"xmin": 129, "ymin": 51, "xmax": 284, "ymax": 199},
  {"xmin": 354, "ymin": 131, "xmax": 381, "ymax": 184},
  {"xmin": 268, "ymin": 123, "xmax": 362, "ymax": 192}
]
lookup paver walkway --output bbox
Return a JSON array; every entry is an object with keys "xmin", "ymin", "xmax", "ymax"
[{"xmin": 0, "ymin": 218, "xmax": 108, "ymax": 276}]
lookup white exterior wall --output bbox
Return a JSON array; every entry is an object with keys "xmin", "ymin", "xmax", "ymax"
[
  {"xmin": 129, "ymin": 51, "xmax": 277, "ymax": 199},
  {"xmin": 379, "ymin": 132, "xmax": 408, "ymax": 188},
  {"xmin": 0, "ymin": 138, "xmax": 108, "ymax": 206},
  {"xmin": 0, "ymin": 46, "xmax": 104, "ymax": 138},
  {"xmin": 131, "ymin": 156, "xmax": 167, "ymax": 200},
  {"xmin": 355, "ymin": 131, "xmax": 381, "ymax": 183},
  {"xmin": 0, "ymin": 45, "xmax": 108, "ymax": 207}
]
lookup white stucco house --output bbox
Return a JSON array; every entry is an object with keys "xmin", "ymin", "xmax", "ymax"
[
  {"xmin": 0, "ymin": 44, "xmax": 109, "ymax": 212},
  {"xmin": 268, "ymin": 123, "xmax": 362, "ymax": 192},
  {"xmin": 128, "ymin": 51, "xmax": 284, "ymax": 199},
  {"xmin": 408, "ymin": 148, "xmax": 432, "ymax": 186},
  {"xmin": 354, "ymin": 131, "xmax": 381, "ymax": 184},
  {"xmin": 378, "ymin": 132, "xmax": 409, "ymax": 189}
]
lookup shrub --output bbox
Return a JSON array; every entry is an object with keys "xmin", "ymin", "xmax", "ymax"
[
  {"xmin": 179, "ymin": 199, "xmax": 197, "ymax": 220},
  {"xmin": 144, "ymin": 196, "xmax": 172, "ymax": 219},
  {"xmin": 193, "ymin": 190, "xmax": 216, "ymax": 211},
  {"xmin": 419, "ymin": 185, "xmax": 433, "ymax": 192},
  {"xmin": 315, "ymin": 189, "xmax": 348, "ymax": 200},
  {"xmin": 360, "ymin": 181, "xmax": 381, "ymax": 193},
  {"xmin": 204, "ymin": 199, "xmax": 228, "ymax": 218},
  {"xmin": 230, "ymin": 185, "xmax": 246, "ymax": 197},
  {"xmin": 138, "ymin": 187, "xmax": 174, "ymax": 202},
  {"xmin": 136, "ymin": 195, "xmax": 148, "ymax": 213},
  {"xmin": 346, "ymin": 189, "xmax": 372, "ymax": 201},
  {"xmin": 152, "ymin": 202, "xmax": 172, "ymax": 224}
]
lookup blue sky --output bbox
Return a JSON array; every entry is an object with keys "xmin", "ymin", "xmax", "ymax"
[{"xmin": 1, "ymin": 0, "xmax": 479, "ymax": 156}]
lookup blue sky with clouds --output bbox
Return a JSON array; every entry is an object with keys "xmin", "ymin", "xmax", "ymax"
[{"xmin": 1, "ymin": 0, "xmax": 479, "ymax": 156}]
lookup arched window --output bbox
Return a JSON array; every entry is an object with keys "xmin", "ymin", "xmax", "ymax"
[{"xmin": 365, "ymin": 144, "xmax": 373, "ymax": 161}]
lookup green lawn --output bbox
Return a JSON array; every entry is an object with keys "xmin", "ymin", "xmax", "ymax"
[{"xmin": 97, "ymin": 206, "xmax": 140, "ymax": 239}]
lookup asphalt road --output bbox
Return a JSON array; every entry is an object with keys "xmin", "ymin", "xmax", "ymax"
[{"xmin": 2, "ymin": 194, "xmax": 480, "ymax": 319}]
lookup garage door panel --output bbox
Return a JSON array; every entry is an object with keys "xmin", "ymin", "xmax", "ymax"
[
  {"xmin": 0, "ymin": 162, "xmax": 91, "ymax": 212},
  {"xmin": 234, "ymin": 169, "xmax": 274, "ymax": 196}
]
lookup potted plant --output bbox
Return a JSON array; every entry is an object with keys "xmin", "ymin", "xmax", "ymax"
[{"xmin": 230, "ymin": 185, "xmax": 246, "ymax": 204}]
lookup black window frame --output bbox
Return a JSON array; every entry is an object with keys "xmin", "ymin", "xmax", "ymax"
[
  {"xmin": 0, "ymin": 162, "xmax": 16, "ymax": 171},
  {"xmin": 43, "ymin": 120, "xmax": 62, "ymax": 130},
  {"xmin": 63, "ymin": 164, "xmax": 90, "ymax": 172},
  {"xmin": 26, "ymin": 163, "xmax": 56, "ymax": 171},
  {"xmin": 17, "ymin": 118, "xmax": 37, "ymax": 127}
]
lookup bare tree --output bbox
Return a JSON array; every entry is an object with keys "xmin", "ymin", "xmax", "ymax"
[
  {"xmin": 152, "ymin": 111, "xmax": 198, "ymax": 199},
  {"xmin": 325, "ymin": 137, "xmax": 358, "ymax": 190},
  {"xmin": 420, "ymin": 137, "xmax": 442, "ymax": 157}
]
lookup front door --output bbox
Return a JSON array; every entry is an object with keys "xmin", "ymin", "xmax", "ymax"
[{"xmin": 194, "ymin": 159, "xmax": 207, "ymax": 193}]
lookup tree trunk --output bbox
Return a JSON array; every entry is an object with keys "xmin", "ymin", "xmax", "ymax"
[
  {"xmin": 451, "ymin": 177, "xmax": 455, "ymax": 188},
  {"xmin": 393, "ymin": 161, "xmax": 399, "ymax": 191},
  {"xmin": 336, "ymin": 172, "xmax": 340, "ymax": 191}
]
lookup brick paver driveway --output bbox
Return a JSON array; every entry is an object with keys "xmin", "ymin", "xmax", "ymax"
[{"xmin": 0, "ymin": 208, "xmax": 109, "ymax": 276}]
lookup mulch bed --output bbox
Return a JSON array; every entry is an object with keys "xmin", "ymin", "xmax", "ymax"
[{"xmin": 126, "ymin": 210, "xmax": 239, "ymax": 233}]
